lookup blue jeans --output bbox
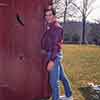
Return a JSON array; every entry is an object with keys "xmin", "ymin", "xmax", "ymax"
[{"xmin": 47, "ymin": 51, "xmax": 72, "ymax": 100}]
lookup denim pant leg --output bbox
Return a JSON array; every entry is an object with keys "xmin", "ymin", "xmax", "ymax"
[
  {"xmin": 48, "ymin": 52, "xmax": 72, "ymax": 100},
  {"xmin": 49, "ymin": 59, "xmax": 60, "ymax": 100},
  {"xmin": 48, "ymin": 52, "xmax": 60, "ymax": 100},
  {"xmin": 57, "ymin": 52, "xmax": 72, "ymax": 97},
  {"xmin": 59, "ymin": 62, "xmax": 72, "ymax": 97}
]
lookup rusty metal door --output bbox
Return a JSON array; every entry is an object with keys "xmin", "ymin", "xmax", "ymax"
[{"xmin": 0, "ymin": 0, "xmax": 52, "ymax": 100}]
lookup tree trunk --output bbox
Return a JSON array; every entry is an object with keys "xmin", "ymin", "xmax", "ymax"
[{"xmin": 81, "ymin": 13, "xmax": 86, "ymax": 44}]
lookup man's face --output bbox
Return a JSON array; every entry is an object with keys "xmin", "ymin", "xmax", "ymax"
[{"xmin": 45, "ymin": 10, "xmax": 55, "ymax": 23}]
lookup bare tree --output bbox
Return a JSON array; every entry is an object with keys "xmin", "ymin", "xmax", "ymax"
[
  {"xmin": 63, "ymin": 0, "xmax": 76, "ymax": 26},
  {"xmin": 72, "ymin": 0, "xmax": 97, "ymax": 44},
  {"xmin": 52, "ymin": 0, "xmax": 97, "ymax": 44},
  {"xmin": 53, "ymin": 0, "xmax": 76, "ymax": 19},
  {"xmin": 53, "ymin": 0, "xmax": 76, "ymax": 29}
]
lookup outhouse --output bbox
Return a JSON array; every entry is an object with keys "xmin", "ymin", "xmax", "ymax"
[{"xmin": 0, "ymin": 0, "xmax": 52, "ymax": 100}]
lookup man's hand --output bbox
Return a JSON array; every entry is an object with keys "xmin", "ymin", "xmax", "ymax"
[{"xmin": 47, "ymin": 60, "xmax": 55, "ymax": 71}]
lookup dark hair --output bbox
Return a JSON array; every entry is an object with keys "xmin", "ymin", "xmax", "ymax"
[{"xmin": 44, "ymin": 8, "xmax": 56, "ymax": 16}]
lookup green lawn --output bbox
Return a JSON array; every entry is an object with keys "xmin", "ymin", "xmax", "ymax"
[{"xmin": 60, "ymin": 44, "xmax": 100, "ymax": 100}]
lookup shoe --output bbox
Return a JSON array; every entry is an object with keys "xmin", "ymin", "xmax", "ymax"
[
  {"xmin": 66, "ymin": 96, "xmax": 73, "ymax": 100},
  {"xmin": 60, "ymin": 95, "xmax": 66, "ymax": 100},
  {"xmin": 60, "ymin": 95, "xmax": 73, "ymax": 100}
]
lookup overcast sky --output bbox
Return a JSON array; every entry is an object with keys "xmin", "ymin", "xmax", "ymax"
[
  {"xmin": 56, "ymin": 0, "xmax": 100, "ymax": 23},
  {"xmin": 87, "ymin": 0, "xmax": 100, "ymax": 22}
]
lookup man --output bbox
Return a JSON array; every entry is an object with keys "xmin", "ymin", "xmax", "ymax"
[{"xmin": 41, "ymin": 8, "xmax": 73, "ymax": 100}]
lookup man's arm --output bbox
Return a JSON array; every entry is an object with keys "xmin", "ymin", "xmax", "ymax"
[{"xmin": 50, "ymin": 27, "xmax": 63, "ymax": 62}]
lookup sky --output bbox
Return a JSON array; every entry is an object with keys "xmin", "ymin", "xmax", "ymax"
[
  {"xmin": 87, "ymin": 0, "xmax": 100, "ymax": 22},
  {"xmin": 56, "ymin": 0, "xmax": 100, "ymax": 23}
]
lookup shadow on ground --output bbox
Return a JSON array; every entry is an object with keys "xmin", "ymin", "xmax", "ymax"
[{"xmin": 79, "ymin": 86, "xmax": 100, "ymax": 100}]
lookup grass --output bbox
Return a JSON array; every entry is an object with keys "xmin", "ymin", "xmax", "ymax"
[{"xmin": 59, "ymin": 44, "xmax": 100, "ymax": 100}]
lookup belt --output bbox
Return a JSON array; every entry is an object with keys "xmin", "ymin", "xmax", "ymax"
[{"xmin": 41, "ymin": 49, "xmax": 62, "ymax": 54}]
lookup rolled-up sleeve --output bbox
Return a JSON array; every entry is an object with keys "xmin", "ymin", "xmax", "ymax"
[{"xmin": 50, "ymin": 27, "xmax": 63, "ymax": 62}]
